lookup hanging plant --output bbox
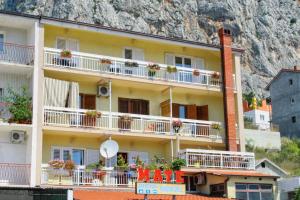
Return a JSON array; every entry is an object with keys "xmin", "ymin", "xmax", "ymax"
[
  {"xmin": 211, "ymin": 123, "xmax": 221, "ymax": 131},
  {"xmin": 48, "ymin": 160, "xmax": 65, "ymax": 169},
  {"xmin": 100, "ymin": 59, "xmax": 112, "ymax": 65},
  {"xmin": 166, "ymin": 66, "xmax": 177, "ymax": 73},
  {"xmin": 125, "ymin": 61, "xmax": 139, "ymax": 67},
  {"xmin": 193, "ymin": 70, "xmax": 200, "ymax": 76},
  {"xmin": 211, "ymin": 72, "xmax": 220, "ymax": 79},
  {"xmin": 60, "ymin": 50, "xmax": 72, "ymax": 58},
  {"xmin": 148, "ymin": 64, "xmax": 160, "ymax": 77},
  {"xmin": 85, "ymin": 110, "xmax": 102, "ymax": 118},
  {"xmin": 172, "ymin": 119, "xmax": 182, "ymax": 133}
]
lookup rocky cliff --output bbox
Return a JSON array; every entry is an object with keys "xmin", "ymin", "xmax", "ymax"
[{"xmin": 1, "ymin": 0, "xmax": 299, "ymax": 96}]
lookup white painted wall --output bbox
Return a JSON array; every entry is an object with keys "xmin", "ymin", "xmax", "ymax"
[
  {"xmin": 244, "ymin": 129, "xmax": 281, "ymax": 150},
  {"xmin": 0, "ymin": 26, "xmax": 28, "ymax": 45},
  {"xmin": 0, "ymin": 125, "xmax": 32, "ymax": 164},
  {"xmin": 244, "ymin": 109, "xmax": 271, "ymax": 129}
]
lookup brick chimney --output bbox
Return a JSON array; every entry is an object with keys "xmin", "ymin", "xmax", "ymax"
[{"xmin": 219, "ymin": 28, "xmax": 238, "ymax": 152}]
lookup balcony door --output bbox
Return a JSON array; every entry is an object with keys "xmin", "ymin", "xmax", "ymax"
[
  {"xmin": 118, "ymin": 97, "xmax": 149, "ymax": 115},
  {"xmin": 79, "ymin": 94, "xmax": 96, "ymax": 110},
  {"xmin": 0, "ymin": 32, "xmax": 4, "ymax": 52}
]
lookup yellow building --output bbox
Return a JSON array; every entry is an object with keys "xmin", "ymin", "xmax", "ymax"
[{"xmin": 0, "ymin": 12, "xmax": 279, "ymax": 200}]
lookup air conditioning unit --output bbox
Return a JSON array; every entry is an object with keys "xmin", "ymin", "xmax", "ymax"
[
  {"xmin": 97, "ymin": 85, "xmax": 109, "ymax": 97},
  {"xmin": 10, "ymin": 130, "xmax": 26, "ymax": 144}
]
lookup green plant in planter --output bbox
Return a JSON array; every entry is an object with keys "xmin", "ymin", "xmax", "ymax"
[
  {"xmin": 116, "ymin": 154, "xmax": 128, "ymax": 170},
  {"xmin": 171, "ymin": 158, "xmax": 186, "ymax": 170},
  {"xmin": 211, "ymin": 123, "xmax": 221, "ymax": 131},
  {"xmin": 85, "ymin": 110, "xmax": 102, "ymax": 118},
  {"xmin": 166, "ymin": 66, "xmax": 177, "ymax": 73},
  {"xmin": 60, "ymin": 50, "xmax": 72, "ymax": 58},
  {"xmin": 5, "ymin": 87, "xmax": 32, "ymax": 124}
]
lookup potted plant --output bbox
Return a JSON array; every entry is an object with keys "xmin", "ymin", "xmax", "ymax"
[
  {"xmin": 211, "ymin": 72, "xmax": 220, "ymax": 79},
  {"xmin": 166, "ymin": 66, "xmax": 177, "ymax": 73},
  {"xmin": 64, "ymin": 160, "xmax": 75, "ymax": 176},
  {"xmin": 118, "ymin": 115, "xmax": 133, "ymax": 130},
  {"xmin": 60, "ymin": 50, "xmax": 72, "ymax": 58},
  {"xmin": 172, "ymin": 119, "xmax": 182, "ymax": 133},
  {"xmin": 171, "ymin": 158, "xmax": 186, "ymax": 170},
  {"xmin": 100, "ymin": 59, "xmax": 112, "ymax": 65},
  {"xmin": 48, "ymin": 160, "xmax": 65, "ymax": 169},
  {"xmin": 125, "ymin": 61, "xmax": 139, "ymax": 68},
  {"xmin": 193, "ymin": 70, "xmax": 200, "ymax": 76},
  {"xmin": 5, "ymin": 87, "xmax": 32, "ymax": 124},
  {"xmin": 147, "ymin": 64, "xmax": 160, "ymax": 77},
  {"xmin": 211, "ymin": 123, "xmax": 222, "ymax": 133},
  {"xmin": 83, "ymin": 110, "xmax": 101, "ymax": 127}
]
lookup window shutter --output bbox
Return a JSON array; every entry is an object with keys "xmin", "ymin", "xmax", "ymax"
[
  {"xmin": 192, "ymin": 58, "xmax": 205, "ymax": 69},
  {"xmin": 197, "ymin": 105, "xmax": 209, "ymax": 120},
  {"xmin": 130, "ymin": 99, "xmax": 140, "ymax": 114},
  {"xmin": 67, "ymin": 39, "xmax": 79, "ymax": 51},
  {"xmin": 86, "ymin": 149, "xmax": 100, "ymax": 165},
  {"xmin": 133, "ymin": 48, "xmax": 144, "ymax": 61},
  {"xmin": 140, "ymin": 100, "xmax": 149, "ymax": 115},
  {"xmin": 165, "ymin": 53, "xmax": 175, "ymax": 65},
  {"xmin": 187, "ymin": 104, "xmax": 197, "ymax": 119},
  {"xmin": 56, "ymin": 38, "xmax": 66, "ymax": 50},
  {"xmin": 172, "ymin": 103, "xmax": 180, "ymax": 118},
  {"xmin": 119, "ymin": 98, "xmax": 129, "ymax": 113}
]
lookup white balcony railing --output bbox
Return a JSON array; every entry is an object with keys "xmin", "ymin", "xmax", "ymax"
[
  {"xmin": 44, "ymin": 48, "xmax": 222, "ymax": 88},
  {"xmin": 43, "ymin": 106, "xmax": 223, "ymax": 139},
  {"xmin": 179, "ymin": 149, "xmax": 255, "ymax": 170},
  {"xmin": 0, "ymin": 42, "xmax": 34, "ymax": 65},
  {"xmin": 41, "ymin": 168, "xmax": 138, "ymax": 187},
  {"xmin": 0, "ymin": 163, "xmax": 31, "ymax": 186}
]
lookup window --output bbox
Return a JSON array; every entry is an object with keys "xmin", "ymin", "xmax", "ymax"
[
  {"xmin": 56, "ymin": 38, "xmax": 79, "ymax": 51},
  {"xmin": 175, "ymin": 56, "xmax": 192, "ymax": 68},
  {"xmin": 292, "ymin": 116, "xmax": 296, "ymax": 123},
  {"xmin": 290, "ymin": 97, "xmax": 295, "ymax": 104},
  {"xmin": 261, "ymin": 162, "xmax": 265, "ymax": 168},
  {"xmin": 211, "ymin": 184, "xmax": 225, "ymax": 197},
  {"xmin": 289, "ymin": 79, "xmax": 293, "ymax": 86},
  {"xmin": 260, "ymin": 115, "xmax": 265, "ymax": 121},
  {"xmin": 0, "ymin": 88, "xmax": 4, "ymax": 102},
  {"xmin": 123, "ymin": 47, "xmax": 144, "ymax": 61},
  {"xmin": 118, "ymin": 98, "xmax": 149, "ymax": 115},
  {"xmin": 124, "ymin": 48, "xmax": 133, "ymax": 59},
  {"xmin": 51, "ymin": 147, "xmax": 85, "ymax": 165},
  {"xmin": 235, "ymin": 183, "xmax": 273, "ymax": 200},
  {"xmin": 183, "ymin": 176, "xmax": 197, "ymax": 192},
  {"xmin": 179, "ymin": 105, "xmax": 186, "ymax": 119},
  {"xmin": 0, "ymin": 33, "xmax": 4, "ymax": 51}
]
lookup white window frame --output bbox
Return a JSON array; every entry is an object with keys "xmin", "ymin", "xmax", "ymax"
[
  {"xmin": 122, "ymin": 47, "xmax": 144, "ymax": 61},
  {"xmin": 56, "ymin": 37, "xmax": 79, "ymax": 51},
  {"xmin": 51, "ymin": 146, "xmax": 86, "ymax": 165},
  {"xmin": 174, "ymin": 54, "xmax": 193, "ymax": 68}
]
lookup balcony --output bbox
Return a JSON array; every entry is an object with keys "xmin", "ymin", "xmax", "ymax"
[
  {"xmin": 0, "ymin": 42, "xmax": 34, "ymax": 66},
  {"xmin": 44, "ymin": 48, "xmax": 223, "ymax": 88},
  {"xmin": 41, "ymin": 168, "xmax": 137, "ymax": 187},
  {"xmin": 179, "ymin": 149, "xmax": 255, "ymax": 170},
  {"xmin": 0, "ymin": 163, "xmax": 31, "ymax": 186},
  {"xmin": 43, "ymin": 106, "xmax": 223, "ymax": 140}
]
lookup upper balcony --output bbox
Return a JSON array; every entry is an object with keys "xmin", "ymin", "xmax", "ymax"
[
  {"xmin": 44, "ymin": 48, "xmax": 223, "ymax": 90},
  {"xmin": 0, "ymin": 42, "xmax": 34, "ymax": 67}
]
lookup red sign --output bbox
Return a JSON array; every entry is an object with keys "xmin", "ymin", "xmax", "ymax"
[{"xmin": 137, "ymin": 168, "xmax": 184, "ymax": 183}]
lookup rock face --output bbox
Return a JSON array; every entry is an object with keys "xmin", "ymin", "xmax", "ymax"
[{"xmin": 1, "ymin": 0, "xmax": 300, "ymax": 96}]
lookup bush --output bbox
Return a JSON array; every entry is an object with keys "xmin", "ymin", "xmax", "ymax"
[
  {"xmin": 171, "ymin": 158, "xmax": 186, "ymax": 170},
  {"xmin": 5, "ymin": 87, "xmax": 32, "ymax": 123}
]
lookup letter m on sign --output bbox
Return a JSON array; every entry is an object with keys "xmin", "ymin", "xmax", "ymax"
[{"xmin": 137, "ymin": 168, "xmax": 150, "ymax": 182}]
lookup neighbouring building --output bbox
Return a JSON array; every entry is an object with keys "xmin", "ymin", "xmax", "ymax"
[
  {"xmin": 0, "ymin": 11, "xmax": 279, "ymax": 200},
  {"xmin": 266, "ymin": 66, "xmax": 300, "ymax": 137},
  {"xmin": 279, "ymin": 177, "xmax": 300, "ymax": 200},
  {"xmin": 243, "ymin": 99, "xmax": 281, "ymax": 150}
]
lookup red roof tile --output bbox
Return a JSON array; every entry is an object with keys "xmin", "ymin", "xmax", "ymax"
[{"xmin": 74, "ymin": 190, "xmax": 232, "ymax": 200}]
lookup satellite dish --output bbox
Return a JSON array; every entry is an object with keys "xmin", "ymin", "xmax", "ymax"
[{"xmin": 100, "ymin": 140, "xmax": 119, "ymax": 159}]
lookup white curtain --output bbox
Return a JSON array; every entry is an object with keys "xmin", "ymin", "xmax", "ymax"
[
  {"xmin": 44, "ymin": 77, "xmax": 70, "ymax": 107},
  {"xmin": 68, "ymin": 82, "xmax": 79, "ymax": 108}
]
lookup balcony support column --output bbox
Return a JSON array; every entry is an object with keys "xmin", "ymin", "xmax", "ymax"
[{"xmin": 109, "ymin": 79, "xmax": 112, "ymax": 129}]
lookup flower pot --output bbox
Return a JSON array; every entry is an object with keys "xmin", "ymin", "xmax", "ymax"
[{"xmin": 148, "ymin": 71, "xmax": 156, "ymax": 77}]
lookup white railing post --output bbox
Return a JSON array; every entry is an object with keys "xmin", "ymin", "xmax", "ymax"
[{"xmin": 220, "ymin": 153, "xmax": 223, "ymax": 169}]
